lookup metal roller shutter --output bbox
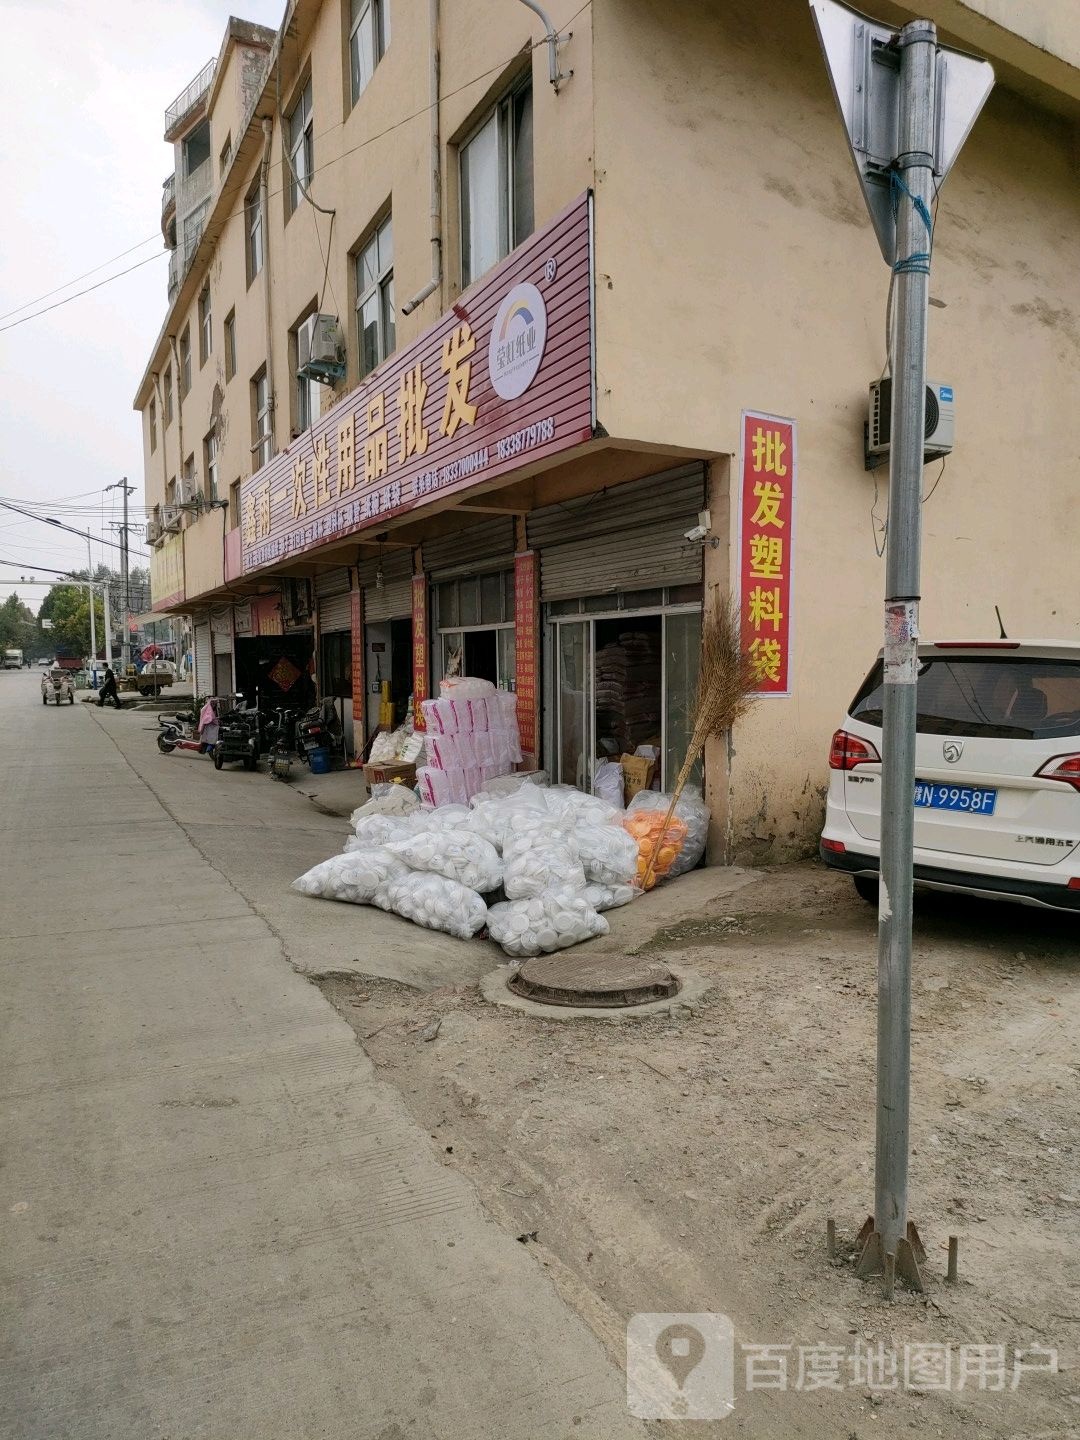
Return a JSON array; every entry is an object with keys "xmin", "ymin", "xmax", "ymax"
[
  {"xmin": 422, "ymin": 517, "xmax": 515, "ymax": 580},
  {"xmin": 357, "ymin": 552, "xmax": 413, "ymax": 621},
  {"xmin": 528, "ymin": 464, "xmax": 705, "ymax": 601},
  {"xmin": 314, "ymin": 567, "xmax": 350, "ymax": 600},
  {"xmin": 194, "ymin": 622, "xmax": 212, "ymax": 698},
  {"xmin": 318, "ymin": 591, "xmax": 352, "ymax": 632}
]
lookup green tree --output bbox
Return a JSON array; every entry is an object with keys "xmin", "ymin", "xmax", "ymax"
[
  {"xmin": 37, "ymin": 584, "xmax": 105, "ymax": 660},
  {"xmin": 0, "ymin": 593, "xmax": 40, "ymax": 658}
]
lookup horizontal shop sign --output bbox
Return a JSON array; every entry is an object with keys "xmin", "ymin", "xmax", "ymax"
[{"xmin": 240, "ymin": 193, "xmax": 595, "ymax": 577}]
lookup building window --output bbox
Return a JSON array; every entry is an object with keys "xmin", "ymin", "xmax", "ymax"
[
  {"xmin": 163, "ymin": 366, "xmax": 173, "ymax": 425},
  {"xmin": 149, "ymin": 397, "xmax": 157, "ymax": 454},
  {"xmin": 182, "ymin": 201, "xmax": 209, "ymax": 259},
  {"xmin": 286, "ymin": 78, "xmax": 314, "ymax": 215},
  {"xmin": 229, "ymin": 478, "xmax": 241, "ymax": 531},
  {"xmin": 198, "ymin": 284, "xmax": 212, "ymax": 367},
  {"xmin": 224, "ymin": 309, "xmax": 236, "ymax": 381},
  {"xmin": 183, "ymin": 118, "xmax": 211, "ymax": 178},
  {"xmin": 204, "ymin": 428, "xmax": 219, "ymax": 502},
  {"xmin": 350, "ymin": 0, "xmax": 389, "ymax": 105},
  {"xmin": 253, "ymin": 368, "xmax": 272, "ymax": 469},
  {"xmin": 460, "ymin": 77, "xmax": 533, "ymax": 287},
  {"xmin": 294, "ymin": 330, "xmax": 320, "ymax": 434},
  {"xmin": 182, "ymin": 453, "xmax": 196, "ymax": 507},
  {"xmin": 219, "ymin": 133, "xmax": 232, "ymax": 177},
  {"xmin": 166, "ymin": 476, "xmax": 178, "ymax": 508},
  {"xmin": 246, "ymin": 183, "xmax": 263, "ymax": 285},
  {"xmin": 355, "ymin": 214, "xmax": 394, "ymax": 378},
  {"xmin": 179, "ymin": 326, "xmax": 191, "ymax": 397}
]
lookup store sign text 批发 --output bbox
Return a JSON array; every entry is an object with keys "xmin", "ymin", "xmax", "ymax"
[
  {"xmin": 240, "ymin": 195, "xmax": 593, "ymax": 576},
  {"xmin": 738, "ymin": 411, "xmax": 796, "ymax": 696}
]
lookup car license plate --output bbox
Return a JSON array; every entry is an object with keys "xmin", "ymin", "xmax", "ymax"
[{"xmin": 914, "ymin": 782, "xmax": 996, "ymax": 815}]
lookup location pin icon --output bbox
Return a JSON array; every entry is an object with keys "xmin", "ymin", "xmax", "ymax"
[{"xmin": 655, "ymin": 1322, "xmax": 706, "ymax": 1391}]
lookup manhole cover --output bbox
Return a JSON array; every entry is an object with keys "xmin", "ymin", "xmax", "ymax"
[{"xmin": 507, "ymin": 954, "xmax": 680, "ymax": 1009}]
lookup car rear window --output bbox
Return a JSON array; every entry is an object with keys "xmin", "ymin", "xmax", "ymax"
[{"xmin": 850, "ymin": 657, "xmax": 1080, "ymax": 740}]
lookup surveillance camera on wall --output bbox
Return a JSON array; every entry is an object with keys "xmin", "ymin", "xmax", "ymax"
[{"xmin": 684, "ymin": 524, "xmax": 708, "ymax": 543}]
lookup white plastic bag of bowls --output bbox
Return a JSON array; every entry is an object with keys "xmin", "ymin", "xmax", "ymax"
[
  {"xmin": 544, "ymin": 784, "xmax": 621, "ymax": 828},
  {"xmin": 592, "ymin": 759, "xmax": 625, "ymax": 810},
  {"xmin": 388, "ymin": 829, "xmax": 503, "ymax": 892},
  {"xmin": 293, "ymin": 849, "xmax": 408, "ymax": 905},
  {"xmin": 439, "ymin": 675, "xmax": 496, "ymax": 701},
  {"xmin": 487, "ymin": 892, "xmax": 609, "ymax": 958},
  {"xmin": 503, "ymin": 841, "xmax": 587, "ymax": 900},
  {"xmin": 384, "ymin": 871, "xmax": 488, "ymax": 940},
  {"xmin": 347, "ymin": 813, "xmax": 425, "ymax": 851},
  {"xmin": 368, "ymin": 726, "xmax": 404, "ymax": 765},
  {"xmin": 583, "ymin": 881, "xmax": 638, "ymax": 912},
  {"xmin": 626, "ymin": 786, "xmax": 710, "ymax": 877},
  {"xmin": 471, "ymin": 771, "xmax": 549, "ymax": 801},
  {"xmin": 415, "ymin": 804, "xmax": 473, "ymax": 832},
  {"xmin": 466, "ymin": 786, "xmax": 558, "ymax": 853},
  {"xmin": 350, "ymin": 783, "xmax": 419, "ymax": 825},
  {"xmin": 573, "ymin": 823, "xmax": 641, "ymax": 886}
]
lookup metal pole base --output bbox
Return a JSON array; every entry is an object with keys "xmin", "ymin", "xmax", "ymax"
[{"xmin": 854, "ymin": 1215, "xmax": 926, "ymax": 1297}]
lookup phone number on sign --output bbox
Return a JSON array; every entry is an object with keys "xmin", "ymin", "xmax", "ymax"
[{"xmin": 495, "ymin": 416, "xmax": 555, "ymax": 462}]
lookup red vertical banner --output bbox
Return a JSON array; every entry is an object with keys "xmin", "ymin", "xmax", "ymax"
[
  {"xmin": 411, "ymin": 573, "xmax": 429, "ymax": 730},
  {"xmin": 514, "ymin": 551, "xmax": 540, "ymax": 762},
  {"xmin": 350, "ymin": 583, "xmax": 365, "ymax": 732},
  {"xmin": 739, "ymin": 411, "xmax": 796, "ymax": 696}
]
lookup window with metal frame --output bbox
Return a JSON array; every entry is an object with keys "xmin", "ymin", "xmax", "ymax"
[
  {"xmin": 253, "ymin": 369, "xmax": 271, "ymax": 468},
  {"xmin": 460, "ymin": 76, "xmax": 533, "ymax": 287},
  {"xmin": 198, "ymin": 284, "xmax": 212, "ymax": 366},
  {"xmin": 228, "ymin": 478, "xmax": 241, "ymax": 531},
  {"xmin": 204, "ymin": 429, "xmax": 219, "ymax": 501},
  {"xmin": 350, "ymin": 0, "xmax": 390, "ymax": 104},
  {"xmin": 224, "ymin": 309, "xmax": 236, "ymax": 381},
  {"xmin": 163, "ymin": 366, "xmax": 173, "ymax": 425},
  {"xmin": 149, "ymin": 397, "xmax": 157, "ymax": 453},
  {"xmin": 179, "ymin": 326, "xmax": 191, "ymax": 397},
  {"xmin": 183, "ymin": 119, "xmax": 210, "ymax": 178},
  {"xmin": 287, "ymin": 79, "xmax": 314, "ymax": 214},
  {"xmin": 294, "ymin": 320, "xmax": 320, "ymax": 433},
  {"xmin": 355, "ymin": 214, "xmax": 395, "ymax": 378},
  {"xmin": 245, "ymin": 183, "xmax": 263, "ymax": 285},
  {"xmin": 219, "ymin": 133, "xmax": 232, "ymax": 178}
]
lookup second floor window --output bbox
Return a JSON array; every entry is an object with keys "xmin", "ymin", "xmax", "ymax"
[
  {"xmin": 163, "ymin": 366, "xmax": 173, "ymax": 425},
  {"xmin": 205, "ymin": 429, "xmax": 219, "ymax": 501},
  {"xmin": 219, "ymin": 133, "xmax": 232, "ymax": 178},
  {"xmin": 224, "ymin": 310, "xmax": 236, "ymax": 381},
  {"xmin": 350, "ymin": 0, "xmax": 389, "ymax": 104},
  {"xmin": 198, "ymin": 285, "xmax": 212, "ymax": 367},
  {"xmin": 183, "ymin": 119, "xmax": 211, "ymax": 178},
  {"xmin": 460, "ymin": 77, "xmax": 533, "ymax": 287},
  {"xmin": 246, "ymin": 186, "xmax": 263, "ymax": 284},
  {"xmin": 287, "ymin": 79, "xmax": 314, "ymax": 214},
  {"xmin": 229, "ymin": 479, "xmax": 241, "ymax": 531},
  {"xmin": 356, "ymin": 214, "xmax": 394, "ymax": 378},
  {"xmin": 253, "ymin": 370, "xmax": 272, "ymax": 468},
  {"xmin": 149, "ymin": 397, "xmax": 157, "ymax": 453},
  {"xmin": 179, "ymin": 326, "xmax": 191, "ymax": 397}
]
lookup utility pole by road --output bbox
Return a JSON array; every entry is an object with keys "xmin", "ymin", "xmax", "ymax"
[{"xmin": 106, "ymin": 478, "xmax": 136, "ymax": 667}]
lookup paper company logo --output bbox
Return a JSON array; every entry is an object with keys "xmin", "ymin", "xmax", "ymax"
[{"xmin": 488, "ymin": 281, "xmax": 547, "ymax": 400}]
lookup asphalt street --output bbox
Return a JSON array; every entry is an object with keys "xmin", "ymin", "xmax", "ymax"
[{"xmin": 0, "ymin": 671, "xmax": 644, "ymax": 1440}]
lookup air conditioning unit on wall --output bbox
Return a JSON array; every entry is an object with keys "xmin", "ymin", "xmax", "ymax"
[
  {"xmin": 297, "ymin": 313, "xmax": 346, "ymax": 385},
  {"xmin": 146, "ymin": 517, "xmax": 163, "ymax": 545},
  {"xmin": 866, "ymin": 378, "xmax": 955, "ymax": 468},
  {"xmin": 162, "ymin": 506, "xmax": 182, "ymax": 533}
]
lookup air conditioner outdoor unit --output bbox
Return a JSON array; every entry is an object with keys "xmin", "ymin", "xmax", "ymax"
[
  {"xmin": 867, "ymin": 378, "xmax": 955, "ymax": 464},
  {"xmin": 297, "ymin": 312, "xmax": 346, "ymax": 385},
  {"xmin": 146, "ymin": 517, "xmax": 163, "ymax": 545},
  {"xmin": 162, "ymin": 506, "xmax": 182, "ymax": 532}
]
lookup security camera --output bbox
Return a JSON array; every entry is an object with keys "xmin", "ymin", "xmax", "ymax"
[{"xmin": 684, "ymin": 524, "xmax": 708, "ymax": 543}]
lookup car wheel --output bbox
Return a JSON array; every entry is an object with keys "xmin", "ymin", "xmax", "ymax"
[
  {"xmin": 213, "ymin": 749, "xmax": 225, "ymax": 770},
  {"xmin": 853, "ymin": 875, "xmax": 878, "ymax": 905}
]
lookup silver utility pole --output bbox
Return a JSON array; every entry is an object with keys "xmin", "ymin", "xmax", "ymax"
[
  {"xmin": 810, "ymin": 0, "xmax": 993, "ymax": 1298},
  {"xmin": 864, "ymin": 19, "xmax": 938, "ymax": 1296},
  {"xmin": 86, "ymin": 538, "xmax": 97, "ymax": 673}
]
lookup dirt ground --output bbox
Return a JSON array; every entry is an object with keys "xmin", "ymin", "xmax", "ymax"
[{"xmin": 316, "ymin": 862, "xmax": 1080, "ymax": 1438}]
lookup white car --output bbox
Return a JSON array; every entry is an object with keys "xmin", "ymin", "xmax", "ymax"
[{"xmin": 821, "ymin": 641, "xmax": 1080, "ymax": 913}]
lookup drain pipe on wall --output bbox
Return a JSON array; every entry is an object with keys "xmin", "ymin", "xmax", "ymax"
[
  {"xmin": 402, "ymin": 0, "xmax": 441, "ymax": 316},
  {"xmin": 168, "ymin": 334, "xmax": 186, "ymax": 500},
  {"xmin": 516, "ymin": 0, "xmax": 573, "ymax": 92},
  {"xmin": 259, "ymin": 115, "xmax": 277, "ymax": 458}
]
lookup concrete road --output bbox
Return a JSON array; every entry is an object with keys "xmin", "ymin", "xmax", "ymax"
[{"xmin": 0, "ymin": 671, "xmax": 644, "ymax": 1439}]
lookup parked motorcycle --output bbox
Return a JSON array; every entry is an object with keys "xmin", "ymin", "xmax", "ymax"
[
  {"xmin": 213, "ymin": 698, "xmax": 261, "ymax": 772},
  {"xmin": 296, "ymin": 698, "xmax": 341, "ymax": 767},
  {"xmin": 156, "ymin": 710, "xmax": 211, "ymax": 757},
  {"xmin": 265, "ymin": 704, "xmax": 299, "ymax": 780}
]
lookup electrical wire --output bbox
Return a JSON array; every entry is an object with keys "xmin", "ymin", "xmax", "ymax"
[
  {"xmin": 0, "ymin": 499, "xmax": 148, "ymax": 557},
  {"xmin": 0, "ymin": 233, "xmax": 161, "ymax": 324},
  {"xmin": 0, "ymin": 252, "xmax": 165, "ymax": 335},
  {"xmin": 921, "ymin": 454, "xmax": 946, "ymax": 503}
]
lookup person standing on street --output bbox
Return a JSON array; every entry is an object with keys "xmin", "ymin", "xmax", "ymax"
[{"xmin": 97, "ymin": 665, "xmax": 123, "ymax": 709}]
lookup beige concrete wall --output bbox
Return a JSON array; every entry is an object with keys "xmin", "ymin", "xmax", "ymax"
[{"xmin": 591, "ymin": 0, "xmax": 1080, "ymax": 858}]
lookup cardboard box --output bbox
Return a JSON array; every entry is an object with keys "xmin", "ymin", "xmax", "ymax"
[
  {"xmin": 620, "ymin": 754, "xmax": 656, "ymax": 804},
  {"xmin": 363, "ymin": 761, "xmax": 418, "ymax": 789}
]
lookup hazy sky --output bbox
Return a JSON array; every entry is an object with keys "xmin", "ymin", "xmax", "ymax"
[{"xmin": 0, "ymin": 0, "xmax": 282, "ymax": 610}]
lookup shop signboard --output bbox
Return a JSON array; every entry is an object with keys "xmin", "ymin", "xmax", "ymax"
[
  {"xmin": 150, "ymin": 532, "xmax": 185, "ymax": 609},
  {"xmin": 738, "ymin": 411, "xmax": 796, "ymax": 696},
  {"xmin": 514, "ymin": 551, "xmax": 540, "ymax": 760},
  {"xmin": 239, "ymin": 193, "xmax": 594, "ymax": 576},
  {"xmin": 411, "ymin": 574, "xmax": 429, "ymax": 730},
  {"xmin": 350, "ymin": 587, "xmax": 365, "ymax": 723}
]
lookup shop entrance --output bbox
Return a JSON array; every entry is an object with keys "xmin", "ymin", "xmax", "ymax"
[
  {"xmin": 549, "ymin": 590, "xmax": 702, "ymax": 794},
  {"xmin": 364, "ymin": 616, "xmax": 413, "ymax": 737},
  {"xmin": 435, "ymin": 570, "xmax": 516, "ymax": 691}
]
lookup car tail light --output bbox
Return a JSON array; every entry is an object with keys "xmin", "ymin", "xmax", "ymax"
[
  {"xmin": 821, "ymin": 837, "xmax": 847, "ymax": 855},
  {"xmin": 1069, "ymin": 878, "xmax": 1080, "ymax": 891},
  {"xmin": 1036, "ymin": 754, "xmax": 1080, "ymax": 792},
  {"xmin": 829, "ymin": 729, "xmax": 881, "ymax": 771}
]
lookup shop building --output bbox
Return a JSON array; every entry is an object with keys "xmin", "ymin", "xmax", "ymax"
[{"xmin": 136, "ymin": 0, "xmax": 1080, "ymax": 860}]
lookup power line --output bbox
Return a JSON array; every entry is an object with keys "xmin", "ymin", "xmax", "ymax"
[
  {"xmin": 0, "ymin": 252, "xmax": 165, "ymax": 335},
  {"xmin": 0, "ymin": 499, "xmax": 149, "ymax": 557},
  {"xmin": 0, "ymin": 233, "xmax": 161, "ymax": 323}
]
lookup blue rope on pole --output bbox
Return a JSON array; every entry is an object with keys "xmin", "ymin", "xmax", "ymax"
[{"xmin": 889, "ymin": 169, "xmax": 934, "ymax": 276}]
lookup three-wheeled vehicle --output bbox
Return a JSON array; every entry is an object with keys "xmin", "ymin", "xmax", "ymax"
[
  {"xmin": 213, "ymin": 696, "xmax": 261, "ymax": 771},
  {"xmin": 41, "ymin": 667, "xmax": 75, "ymax": 705}
]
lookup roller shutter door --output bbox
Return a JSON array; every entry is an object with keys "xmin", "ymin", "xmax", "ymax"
[
  {"xmin": 422, "ymin": 517, "xmax": 515, "ymax": 580},
  {"xmin": 527, "ymin": 464, "xmax": 705, "ymax": 601},
  {"xmin": 194, "ymin": 622, "xmax": 212, "ymax": 698},
  {"xmin": 357, "ymin": 552, "xmax": 413, "ymax": 621},
  {"xmin": 314, "ymin": 567, "xmax": 350, "ymax": 600},
  {"xmin": 318, "ymin": 590, "xmax": 352, "ymax": 633}
]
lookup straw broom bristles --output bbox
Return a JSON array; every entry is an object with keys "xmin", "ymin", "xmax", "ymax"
[{"xmin": 640, "ymin": 591, "xmax": 756, "ymax": 889}]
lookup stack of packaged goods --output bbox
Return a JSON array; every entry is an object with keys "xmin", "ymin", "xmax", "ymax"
[{"xmin": 416, "ymin": 677, "xmax": 523, "ymax": 806}]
